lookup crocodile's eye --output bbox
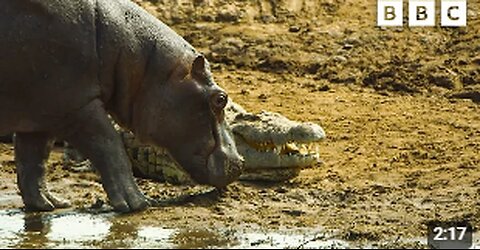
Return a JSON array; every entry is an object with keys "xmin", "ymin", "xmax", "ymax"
[{"xmin": 211, "ymin": 92, "xmax": 228, "ymax": 111}]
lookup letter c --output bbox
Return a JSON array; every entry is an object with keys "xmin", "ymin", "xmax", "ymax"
[{"xmin": 448, "ymin": 6, "xmax": 460, "ymax": 21}]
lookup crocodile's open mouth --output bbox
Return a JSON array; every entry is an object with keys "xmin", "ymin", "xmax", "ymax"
[
  {"xmin": 243, "ymin": 139, "xmax": 320, "ymax": 159},
  {"xmin": 233, "ymin": 134, "xmax": 321, "ymax": 169}
]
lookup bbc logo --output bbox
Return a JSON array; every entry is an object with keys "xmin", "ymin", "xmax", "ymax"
[{"xmin": 377, "ymin": 0, "xmax": 467, "ymax": 27}]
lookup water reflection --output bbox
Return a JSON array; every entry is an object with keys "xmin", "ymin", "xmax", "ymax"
[{"xmin": 15, "ymin": 213, "xmax": 50, "ymax": 249}]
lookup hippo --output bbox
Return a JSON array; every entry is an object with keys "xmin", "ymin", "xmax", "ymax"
[{"xmin": 0, "ymin": 0, "xmax": 243, "ymax": 213}]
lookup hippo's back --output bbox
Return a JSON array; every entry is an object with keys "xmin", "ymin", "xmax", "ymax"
[{"xmin": 0, "ymin": 0, "xmax": 100, "ymax": 133}]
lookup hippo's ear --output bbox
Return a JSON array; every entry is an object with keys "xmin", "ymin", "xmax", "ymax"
[{"xmin": 191, "ymin": 55, "xmax": 209, "ymax": 79}]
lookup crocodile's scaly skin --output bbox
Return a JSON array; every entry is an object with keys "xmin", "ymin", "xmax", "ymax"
[{"xmin": 120, "ymin": 130, "xmax": 193, "ymax": 184}]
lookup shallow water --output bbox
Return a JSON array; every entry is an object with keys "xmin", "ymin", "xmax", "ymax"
[{"xmin": 0, "ymin": 209, "xmax": 348, "ymax": 249}]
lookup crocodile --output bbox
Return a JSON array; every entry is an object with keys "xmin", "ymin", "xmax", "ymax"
[{"xmin": 67, "ymin": 101, "xmax": 325, "ymax": 183}]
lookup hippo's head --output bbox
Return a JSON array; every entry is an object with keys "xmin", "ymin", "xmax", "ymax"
[{"xmin": 132, "ymin": 55, "xmax": 243, "ymax": 188}]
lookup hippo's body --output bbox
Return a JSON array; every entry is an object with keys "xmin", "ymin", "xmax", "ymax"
[
  {"xmin": 0, "ymin": 0, "xmax": 243, "ymax": 213},
  {"xmin": 0, "ymin": 0, "xmax": 189, "ymax": 132}
]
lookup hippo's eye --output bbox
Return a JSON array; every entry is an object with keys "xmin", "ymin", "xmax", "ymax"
[{"xmin": 211, "ymin": 92, "xmax": 228, "ymax": 111}]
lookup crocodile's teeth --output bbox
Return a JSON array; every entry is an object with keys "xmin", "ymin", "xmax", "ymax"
[
  {"xmin": 299, "ymin": 144, "xmax": 309, "ymax": 155},
  {"xmin": 284, "ymin": 142, "xmax": 299, "ymax": 153}
]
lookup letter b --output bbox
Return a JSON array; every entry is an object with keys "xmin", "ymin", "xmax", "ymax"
[
  {"xmin": 409, "ymin": 0, "xmax": 435, "ymax": 26},
  {"xmin": 417, "ymin": 6, "xmax": 427, "ymax": 20},
  {"xmin": 378, "ymin": 0, "xmax": 403, "ymax": 26},
  {"xmin": 385, "ymin": 6, "xmax": 397, "ymax": 20}
]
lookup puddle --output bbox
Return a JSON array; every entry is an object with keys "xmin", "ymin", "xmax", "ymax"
[
  {"xmin": 0, "ymin": 209, "xmax": 351, "ymax": 249},
  {"xmin": 0, "ymin": 210, "xmax": 111, "ymax": 249}
]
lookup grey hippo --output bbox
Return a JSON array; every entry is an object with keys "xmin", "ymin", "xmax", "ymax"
[{"xmin": 0, "ymin": 0, "xmax": 243, "ymax": 213}]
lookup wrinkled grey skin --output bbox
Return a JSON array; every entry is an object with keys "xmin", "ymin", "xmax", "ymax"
[{"xmin": 0, "ymin": 0, "xmax": 243, "ymax": 213}]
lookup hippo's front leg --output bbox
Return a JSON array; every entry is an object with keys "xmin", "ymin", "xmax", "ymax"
[
  {"xmin": 15, "ymin": 132, "xmax": 71, "ymax": 211},
  {"xmin": 62, "ymin": 100, "xmax": 148, "ymax": 213}
]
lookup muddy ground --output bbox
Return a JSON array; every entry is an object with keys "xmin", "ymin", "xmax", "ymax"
[{"xmin": 1, "ymin": 0, "xmax": 479, "ymax": 248}]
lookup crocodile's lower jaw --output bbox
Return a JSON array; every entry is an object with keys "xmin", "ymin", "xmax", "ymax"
[{"xmin": 234, "ymin": 138, "xmax": 321, "ymax": 181}]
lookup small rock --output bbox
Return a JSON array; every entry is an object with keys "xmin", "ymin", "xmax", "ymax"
[
  {"xmin": 317, "ymin": 85, "xmax": 330, "ymax": 91},
  {"xmin": 472, "ymin": 57, "xmax": 480, "ymax": 65},
  {"xmin": 344, "ymin": 37, "xmax": 361, "ymax": 45},
  {"xmin": 215, "ymin": 4, "xmax": 242, "ymax": 22},
  {"xmin": 457, "ymin": 59, "xmax": 468, "ymax": 66},
  {"xmin": 281, "ymin": 209, "xmax": 305, "ymax": 217},
  {"xmin": 428, "ymin": 75, "xmax": 455, "ymax": 89},
  {"xmin": 380, "ymin": 34, "xmax": 392, "ymax": 41},
  {"xmin": 259, "ymin": 15, "xmax": 276, "ymax": 23},
  {"xmin": 289, "ymin": 26, "xmax": 301, "ymax": 33},
  {"xmin": 90, "ymin": 198, "xmax": 105, "ymax": 209},
  {"xmin": 343, "ymin": 43, "xmax": 354, "ymax": 50},
  {"xmin": 332, "ymin": 55, "xmax": 347, "ymax": 63},
  {"xmin": 258, "ymin": 93, "xmax": 268, "ymax": 100}
]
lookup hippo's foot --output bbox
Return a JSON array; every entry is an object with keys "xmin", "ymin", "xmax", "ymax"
[
  {"xmin": 109, "ymin": 186, "xmax": 150, "ymax": 213},
  {"xmin": 23, "ymin": 193, "xmax": 55, "ymax": 212},
  {"xmin": 23, "ymin": 191, "xmax": 71, "ymax": 212},
  {"xmin": 103, "ymin": 178, "xmax": 149, "ymax": 213},
  {"xmin": 14, "ymin": 132, "xmax": 70, "ymax": 212}
]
